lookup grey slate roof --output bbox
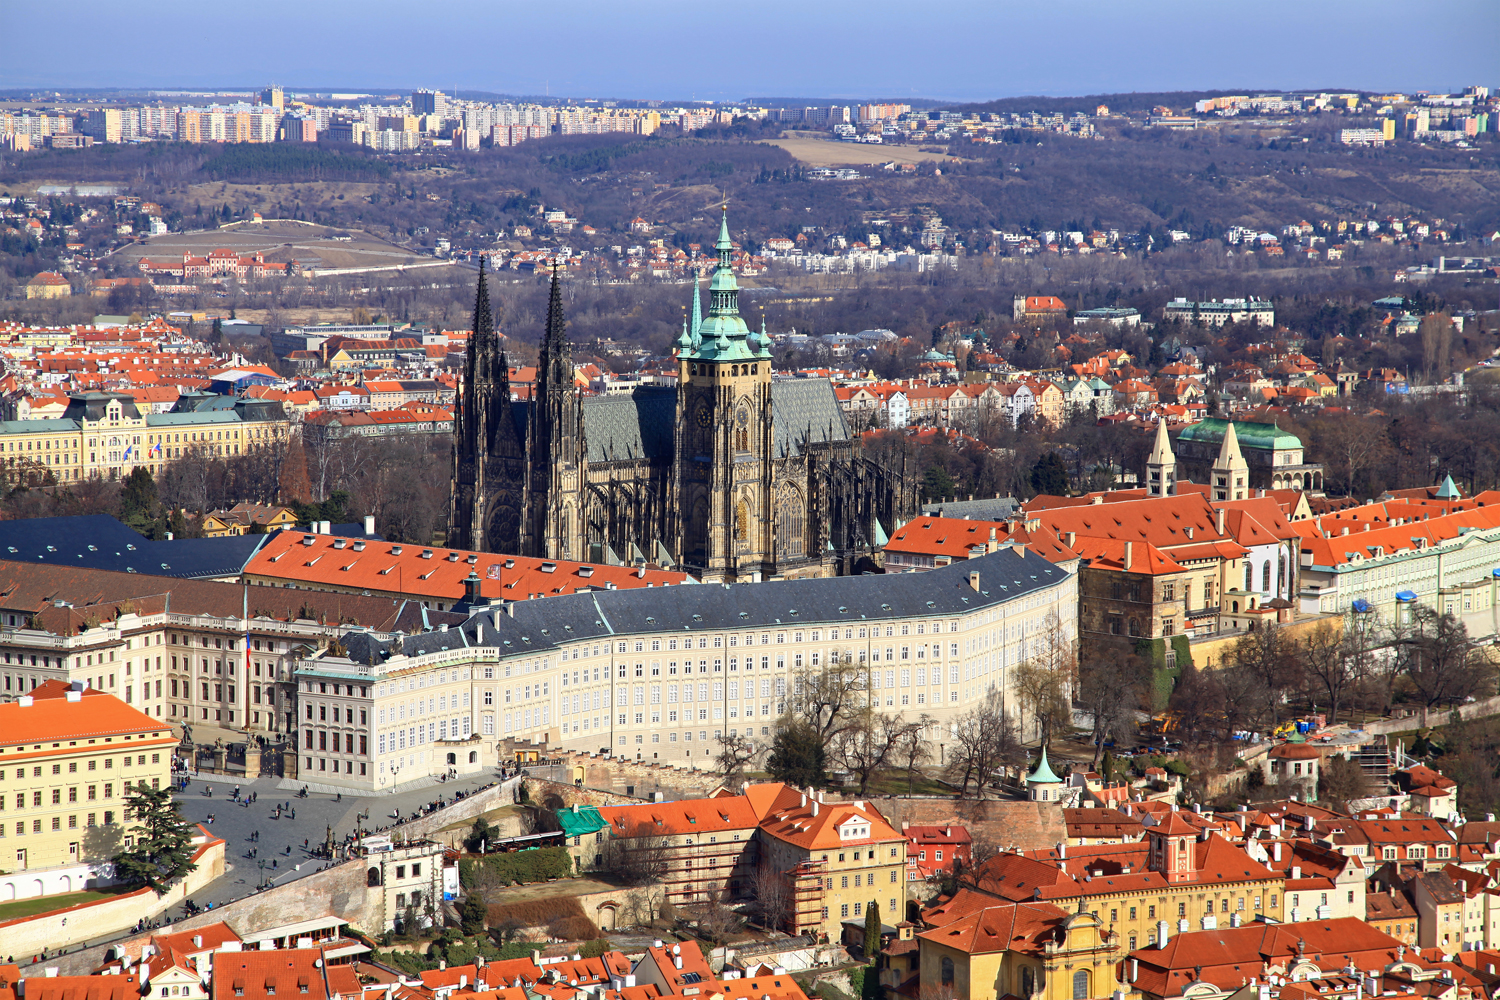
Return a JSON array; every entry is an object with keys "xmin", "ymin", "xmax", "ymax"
[
  {"xmin": 564, "ymin": 380, "xmax": 850, "ymax": 465},
  {"xmin": 920, "ymin": 496, "xmax": 1022, "ymax": 521},
  {"xmin": 335, "ymin": 547, "xmax": 1068, "ymax": 665},
  {"xmin": 770, "ymin": 379, "xmax": 850, "ymax": 458},
  {"xmin": 0, "ymin": 514, "xmax": 267, "ymax": 579},
  {"xmin": 580, "ymin": 388, "xmax": 677, "ymax": 463}
]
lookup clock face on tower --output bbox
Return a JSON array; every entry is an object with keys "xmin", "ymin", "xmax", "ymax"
[
  {"xmin": 736, "ymin": 408, "xmax": 749, "ymax": 428},
  {"xmin": 696, "ymin": 406, "xmax": 711, "ymax": 428}
]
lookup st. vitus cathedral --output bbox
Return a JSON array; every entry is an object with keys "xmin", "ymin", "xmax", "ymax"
[{"xmin": 449, "ymin": 211, "xmax": 913, "ymax": 582}]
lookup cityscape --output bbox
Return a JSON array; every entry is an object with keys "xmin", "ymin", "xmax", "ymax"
[{"xmin": 0, "ymin": 4, "xmax": 1498, "ymax": 1000}]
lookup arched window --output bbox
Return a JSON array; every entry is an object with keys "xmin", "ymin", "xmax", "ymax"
[
  {"xmin": 734, "ymin": 501, "xmax": 749, "ymax": 540},
  {"xmin": 1021, "ymin": 968, "xmax": 1036, "ymax": 996},
  {"xmin": 469, "ymin": 751, "xmax": 478, "ymax": 763},
  {"xmin": 689, "ymin": 497, "xmax": 710, "ymax": 560},
  {"xmin": 367, "ymin": 867, "xmax": 381, "ymax": 887},
  {"xmin": 1128, "ymin": 618, "xmax": 1140, "ymax": 637},
  {"xmin": 941, "ymin": 958, "xmax": 955, "ymax": 986},
  {"xmin": 1072, "ymin": 971, "xmax": 1090, "ymax": 1000},
  {"xmin": 776, "ymin": 485, "xmax": 805, "ymax": 559},
  {"xmin": 1262, "ymin": 561, "xmax": 1271, "ymax": 592},
  {"xmin": 446, "ymin": 753, "xmax": 456, "ymax": 765},
  {"xmin": 1244, "ymin": 562, "xmax": 1253, "ymax": 592}
]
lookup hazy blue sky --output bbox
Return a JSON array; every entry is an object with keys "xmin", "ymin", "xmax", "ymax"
[{"xmin": 2, "ymin": 0, "xmax": 1494, "ymax": 102}]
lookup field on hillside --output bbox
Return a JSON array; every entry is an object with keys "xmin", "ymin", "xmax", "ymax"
[
  {"xmin": 113, "ymin": 219, "xmax": 430, "ymax": 271},
  {"xmin": 763, "ymin": 134, "xmax": 964, "ymax": 167}
]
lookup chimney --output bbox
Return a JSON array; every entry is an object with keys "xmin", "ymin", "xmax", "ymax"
[
  {"xmin": 1291, "ymin": 865, "xmax": 1301, "ymax": 880},
  {"xmin": 812, "ymin": 800, "xmax": 819, "ymax": 816},
  {"xmin": 193, "ymin": 935, "xmax": 203, "ymax": 949},
  {"xmin": 1123, "ymin": 541, "xmax": 1133, "ymax": 571},
  {"xmin": 1273, "ymin": 842, "xmax": 1282, "ymax": 862},
  {"xmin": 17, "ymin": 695, "xmax": 32, "ymax": 707},
  {"xmin": 1158, "ymin": 920, "xmax": 1170, "ymax": 947},
  {"xmin": 674, "ymin": 957, "xmax": 683, "ymax": 970},
  {"xmin": 1058, "ymin": 842, "xmax": 1067, "ymax": 859},
  {"xmin": 1231, "ymin": 913, "xmax": 1241, "ymax": 927},
  {"xmin": 1066, "ymin": 531, "xmax": 1076, "ymax": 548},
  {"xmin": 364, "ymin": 515, "xmax": 376, "ymax": 536},
  {"xmin": 969, "ymin": 571, "xmax": 980, "ymax": 592},
  {"xmin": 1216, "ymin": 508, "xmax": 1225, "ymax": 535}
]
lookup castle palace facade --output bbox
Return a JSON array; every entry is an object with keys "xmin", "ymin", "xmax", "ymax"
[{"xmin": 449, "ymin": 212, "xmax": 913, "ymax": 582}]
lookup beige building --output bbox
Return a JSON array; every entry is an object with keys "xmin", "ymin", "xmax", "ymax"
[
  {"xmin": 0, "ymin": 391, "xmax": 287, "ymax": 485},
  {"xmin": 0, "ymin": 684, "xmax": 174, "ymax": 878},
  {"xmin": 25, "ymin": 272, "xmax": 72, "ymax": 299},
  {"xmin": 289, "ymin": 545, "xmax": 1078, "ymax": 792}
]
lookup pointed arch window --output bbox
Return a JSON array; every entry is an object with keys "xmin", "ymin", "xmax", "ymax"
[
  {"xmin": 776, "ymin": 485, "xmax": 805, "ymax": 559},
  {"xmin": 734, "ymin": 501, "xmax": 749, "ymax": 541}
]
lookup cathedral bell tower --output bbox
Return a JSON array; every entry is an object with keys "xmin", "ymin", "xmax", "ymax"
[
  {"xmin": 523, "ymin": 265, "xmax": 582, "ymax": 559},
  {"xmin": 671, "ymin": 210, "xmax": 776, "ymax": 581},
  {"xmin": 449, "ymin": 259, "xmax": 526, "ymax": 553}
]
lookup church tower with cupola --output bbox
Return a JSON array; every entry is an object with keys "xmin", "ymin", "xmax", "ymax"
[{"xmin": 672, "ymin": 210, "xmax": 778, "ymax": 581}]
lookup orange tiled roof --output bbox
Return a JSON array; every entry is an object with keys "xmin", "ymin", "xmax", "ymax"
[
  {"xmin": 0, "ymin": 689, "xmax": 171, "ymax": 746},
  {"xmin": 244, "ymin": 531, "xmax": 689, "ymax": 602}
]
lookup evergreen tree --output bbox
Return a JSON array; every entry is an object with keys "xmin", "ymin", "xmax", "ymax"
[
  {"xmin": 864, "ymin": 899, "xmax": 881, "ymax": 960},
  {"xmin": 1029, "ymin": 452, "xmax": 1069, "ymax": 496},
  {"xmin": 766, "ymin": 720, "xmax": 826, "ymax": 788},
  {"xmin": 464, "ymin": 816, "xmax": 496, "ymax": 853},
  {"xmin": 460, "ymin": 891, "xmax": 488, "ymax": 935},
  {"xmin": 119, "ymin": 467, "xmax": 158, "ymax": 531},
  {"xmin": 112, "ymin": 783, "xmax": 197, "ymax": 893}
]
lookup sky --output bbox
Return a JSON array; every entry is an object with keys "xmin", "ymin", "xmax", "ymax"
[{"xmin": 1, "ymin": 0, "xmax": 1495, "ymax": 103}]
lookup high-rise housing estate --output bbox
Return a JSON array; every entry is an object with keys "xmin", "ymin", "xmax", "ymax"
[
  {"xmin": 83, "ymin": 109, "xmax": 122, "ymax": 144},
  {"xmin": 411, "ymin": 89, "xmax": 447, "ymax": 118},
  {"xmin": 259, "ymin": 86, "xmax": 284, "ymax": 111}
]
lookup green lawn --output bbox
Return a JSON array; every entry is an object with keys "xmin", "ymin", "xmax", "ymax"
[{"xmin": 0, "ymin": 889, "xmax": 120, "ymax": 922}]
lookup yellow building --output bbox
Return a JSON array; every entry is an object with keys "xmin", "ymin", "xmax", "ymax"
[
  {"xmin": 943, "ymin": 813, "xmax": 1286, "ymax": 957},
  {"xmin": 25, "ymin": 272, "xmax": 72, "ymax": 300},
  {"xmin": 0, "ymin": 682, "xmax": 175, "ymax": 872},
  {"xmin": 0, "ymin": 391, "xmax": 288, "ymax": 484},
  {"xmin": 753, "ymin": 787, "xmax": 907, "ymax": 942},
  {"xmin": 917, "ymin": 902, "xmax": 1119, "ymax": 1000}
]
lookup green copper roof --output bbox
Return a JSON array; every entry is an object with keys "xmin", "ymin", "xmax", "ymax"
[
  {"xmin": 679, "ymin": 210, "xmax": 771, "ymax": 364},
  {"xmin": 1436, "ymin": 473, "xmax": 1461, "ymax": 499},
  {"xmin": 1027, "ymin": 745, "xmax": 1061, "ymax": 784},
  {"xmin": 1177, "ymin": 417, "xmax": 1302, "ymax": 451}
]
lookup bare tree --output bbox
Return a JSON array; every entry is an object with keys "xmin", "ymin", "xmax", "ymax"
[
  {"xmin": 1318, "ymin": 755, "xmax": 1374, "ymax": 809},
  {"xmin": 836, "ymin": 711, "xmax": 921, "ymax": 795},
  {"xmin": 600, "ymin": 820, "xmax": 673, "ymax": 886},
  {"xmin": 945, "ymin": 689, "xmax": 1022, "ymax": 799},
  {"xmin": 750, "ymin": 862, "xmax": 792, "ymax": 931},
  {"xmin": 1078, "ymin": 650, "xmax": 1146, "ymax": 769},
  {"xmin": 1226, "ymin": 625, "xmax": 1301, "ymax": 731},
  {"xmin": 788, "ymin": 654, "xmax": 867, "ymax": 743},
  {"xmin": 1394, "ymin": 605, "xmax": 1494, "ymax": 708},
  {"xmin": 714, "ymin": 732, "xmax": 759, "ymax": 792},
  {"xmin": 896, "ymin": 713, "xmax": 935, "ymax": 797},
  {"xmin": 688, "ymin": 899, "xmax": 742, "ymax": 944},
  {"xmin": 1299, "ymin": 621, "xmax": 1364, "ymax": 723},
  {"xmin": 1012, "ymin": 611, "xmax": 1076, "ymax": 745}
]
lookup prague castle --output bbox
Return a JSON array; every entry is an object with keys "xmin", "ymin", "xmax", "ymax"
[{"xmin": 449, "ymin": 211, "xmax": 913, "ymax": 581}]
